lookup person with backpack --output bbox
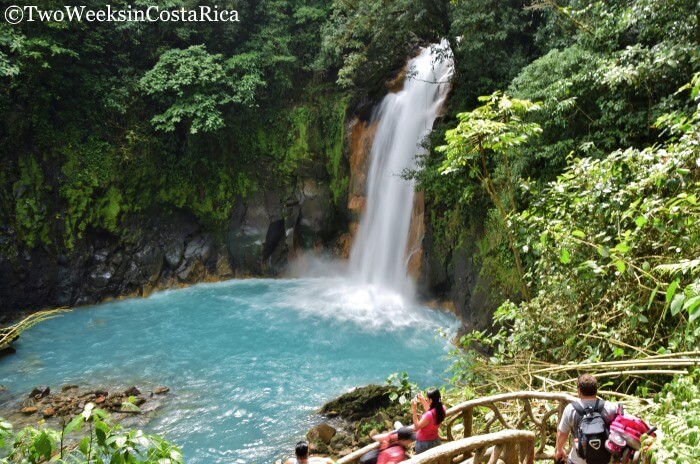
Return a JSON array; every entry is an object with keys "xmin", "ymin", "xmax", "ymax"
[{"xmin": 555, "ymin": 374, "xmax": 617, "ymax": 464}]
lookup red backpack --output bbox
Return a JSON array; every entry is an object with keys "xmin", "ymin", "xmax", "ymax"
[{"xmin": 605, "ymin": 404, "xmax": 656, "ymax": 463}]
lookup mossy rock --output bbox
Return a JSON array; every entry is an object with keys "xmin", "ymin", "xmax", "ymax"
[{"xmin": 318, "ymin": 384, "xmax": 397, "ymax": 421}]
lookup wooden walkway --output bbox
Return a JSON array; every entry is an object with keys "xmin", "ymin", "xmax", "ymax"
[{"xmin": 336, "ymin": 391, "xmax": 577, "ymax": 464}]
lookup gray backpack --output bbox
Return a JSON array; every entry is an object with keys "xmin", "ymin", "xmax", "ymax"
[{"xmin": 572, "ymin": 399, "xmax": 612, "ymax": 464}]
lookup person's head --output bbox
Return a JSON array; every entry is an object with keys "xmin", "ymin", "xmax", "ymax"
[
  {"xmin": 426, "ymin": 388, "xmax": 445, "ymax": 424},
  {"xmin": 395, "ymin": 426, "xmax": 416, "ymax": 446},
  {"xmin": 577, "ymin": 374, "xmax": 598, "ymax": 397},
  {"xmin": 294, "ymin": 441, "xmax": 309, "ymax": 460}
]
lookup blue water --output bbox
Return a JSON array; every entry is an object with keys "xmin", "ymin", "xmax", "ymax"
[{"xmin": 0, "ymin": 278, "xmax": 455, "ymax": 463}]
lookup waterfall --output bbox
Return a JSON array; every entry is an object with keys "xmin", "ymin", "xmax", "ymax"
[{"xmin": 348, "ymin": 41, "xmax": 453, "ymax": 297}]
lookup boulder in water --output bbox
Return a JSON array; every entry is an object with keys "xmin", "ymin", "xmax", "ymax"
[
  {"xmin": 154, "ymin": 386, "xmax": 170, "ymax": 395},
  {"xmin": 30, "ymin": 385, "xmax": 50, "ymax": 399},
  {"xmin": 124, "ymin": 386, "xmax": 141, "ymax": 397}
]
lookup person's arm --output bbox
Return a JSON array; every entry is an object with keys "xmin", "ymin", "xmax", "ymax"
[
  {"xmin": 371, "ymin": 431, "xmax": 392, "ymax": 442},
  {"xmin": 417, "ymin": 393, "xmax": 430, "ymax": 411},
  {"xmin": 411, "ymin": 399, "xmax": 431, "ymax": 430},
  {"xmin": 309, "ymin": 458, "xmax": 334, "ymax": 464},
  {"xmin": 555, "ymin": 404, "xmax": 573, "ymax": 462},
  {"xmin": 554, "ymin": 430, "xmax": 568, "ymax": 461}
]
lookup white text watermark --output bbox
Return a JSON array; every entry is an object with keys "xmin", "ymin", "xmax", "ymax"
[{"xmin": 4, "ymin": 5, "xmax": 239, "ymax": 25}]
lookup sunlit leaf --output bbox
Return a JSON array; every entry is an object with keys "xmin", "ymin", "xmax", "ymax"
[
  {"xmin": 615, "ymin": 260, "xmax": 626, "ymax": 273},
  {"xmin": 34, "ymin": 432, "xmax": 52, "ymax": 460},
  {"xmin": 671, "ymin": 294, "xmax": 686, "ymax": 316},
  {"xmin": 666, "ymin": 279, "xmax": 680, "ymax": 304},
  {"xmin": 64, "ymin": 416, "xmax": 83, "ymax": 434},
  {"xmin": 560, "ymin": 248, "xmax": 571, "ymax": 264}
]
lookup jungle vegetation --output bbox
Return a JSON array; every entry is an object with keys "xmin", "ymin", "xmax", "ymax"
[{"xmin": 1, "ymin": 0, "xmax": 699, "ymax": 462}]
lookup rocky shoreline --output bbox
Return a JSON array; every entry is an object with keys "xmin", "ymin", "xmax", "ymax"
[
  {"xmin": 299, "ymin": 384, "xmax": 412, "ymax": 460},
  {"xmin": 0, "ymin": 383, "xmax": 170, "ymax": 431},
  {"xmin": 1, "ymin": 382, "xmax": 412, "ymax": 461}
]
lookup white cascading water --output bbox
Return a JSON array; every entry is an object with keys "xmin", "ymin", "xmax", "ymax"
[{"xmin": 348, "ymin": 41, "xmax": 453, "ymax": 297}]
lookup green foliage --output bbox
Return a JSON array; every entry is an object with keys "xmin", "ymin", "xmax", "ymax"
[
  {"xmin": 438, "ymin": 92, "xmax": 542, "ymax": 176},
  {"xmin": 642, "ymin": 373, "xmax": 700, "ymax": 464},
  {"xmin": 0, "ymin": 403, "xmax": 182, "ymax": 463},
  {"xmin": 60, "ymin": 139, "xmax": 126, "ymax": 249},
  {"xmin": 471, "ymin": 77, "xmax": 700, "ymax": 365},
  {"xmin": 357, "ymin": 419, "xmax": 384, "ymax": 437},
  {"xmin": 447, "ymin": 0, "xmax": 544, "ymax": 107},
  {"xmin": 510, "ymin": 0, "xmax": 698, "ymax": 178},
  {"xmin": 319, "ymin": 94, "xmax": 349, "ymax": 206},
  {"xmin": 438, "ymin": 92, "xmax": 543, "ymax": 300},
  {"xmin": 140, "ymin": 45, "xmax": 265, "ymax": 134},
  {"xmin": 317, "ymin": 0, "xmax": 446, "ymax": 90},
  {"xmin": 0, "ymin": 1, "xmax": 353, "ymax": 254},
  {"xmin": 10, "ymin": 156, "xmax": 51, "ymax": 249},
  {"xmin": 385, "ymin": 372, "xmax": 418, "ymax": 405},
  {"xmin": 446, "ymin": 330, "xmax": 498, "ymax": 387},
  {"xmin": 0, "ymin": 25, "xmax": 22, "ymax": 77}
]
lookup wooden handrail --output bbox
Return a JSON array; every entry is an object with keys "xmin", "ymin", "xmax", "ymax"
[
  {"xmin": 404, "ymin": 430, "xmax": 536, "ymax": 464},
  {"xmin": 335, "ymin": 391, "xmax": 577, "ymax": 464},
  {"xmin": 445, "ymin": 391, "xmax": 577, "ymax": 417}
]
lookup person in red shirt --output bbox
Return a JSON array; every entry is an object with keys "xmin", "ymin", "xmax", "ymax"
[
  {"xmin": 411, "ymin": 389, "xmax": 446, "ymax": 454},
  {"xmin": 373, "ymin": 427, "xmax": 416, "ymax": 464}
]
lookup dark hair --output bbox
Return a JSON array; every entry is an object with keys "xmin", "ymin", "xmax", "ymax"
[
  {"xmin": 396, "ymin": 426, "xmax": 415, "ymax": 441},
  {"xmin": 294, "ymin": 441, "xmax": 309, "ymax": 458},
  {"xmin": 577, "ymin": 374, "xmax": 598, "ymax": 396},
  {"xmin": 427, "ymin": 389, "xmax": 445, "ymax": 425}
]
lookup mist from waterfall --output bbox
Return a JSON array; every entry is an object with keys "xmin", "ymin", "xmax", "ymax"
[{"xmin": 348, "ymin": 41, "xmax": 453, "ymax": 296}]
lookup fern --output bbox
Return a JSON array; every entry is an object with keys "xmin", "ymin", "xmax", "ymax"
[
  {"xmin": 642, "ymin": 374, "xmax": 700, "ymax": 464},
  {"xmin": 654, "ymin": 259, "xmax": 700, "ymax": 277}
]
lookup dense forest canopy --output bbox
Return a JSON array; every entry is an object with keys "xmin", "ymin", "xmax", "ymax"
[
  {"xmin": 1, "ymin": 0, "xmax": 340, "ymax": 255},
  {"xmin": 1, "ymin": 0, "xmax": 699, "ymax": 461}
]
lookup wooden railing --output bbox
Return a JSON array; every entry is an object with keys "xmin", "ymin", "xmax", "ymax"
[
  {"xmin": 444, "ymin": 391, "xmax": 576, "ymax": 460},
  {"xmin": 336, "ymin": 391, "xmax": 577, "ymax": 464},
  {"xmin": 404, "ymin": 430, "xmax": 535, "ymax": 464}
]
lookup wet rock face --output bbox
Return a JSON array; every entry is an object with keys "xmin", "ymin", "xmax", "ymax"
[
  {"xmin": 0, "ymin": 179, "xmax": 346, "ymax": 320},
  {"xmin": 0, "ymin": 212, "xmax": 219, "ymax": 318},
  {"xmin": 225, "ymin": 182, "xmax": 339, "ymax": 276},
  {"xmin": 420, "ymin": 216, "xmax": 506, "ymax": 333}
]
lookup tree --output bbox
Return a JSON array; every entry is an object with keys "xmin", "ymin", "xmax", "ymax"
[
  {"xmin": 139, "ymin": 45, "xmax": 265, "ymax": 135},
  {"xmin": 316, "ymin": 0, "xmax": 447, "ymax": 92},
  {"xmin": 437, "ymin": 92, "xmax": 542, "ymax": 301},
  {"xmin": 446, "ymin": 0, "xmax": 544, "ymax": 108}
]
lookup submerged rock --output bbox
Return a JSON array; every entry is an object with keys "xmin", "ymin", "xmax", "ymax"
[
  {"xmin": 1, "ymin": 384, "xmax": 171, "ymax": 430},
  {"xmin": 154, "ymin": 386, "xmax": 170, "ymax": 395}
]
